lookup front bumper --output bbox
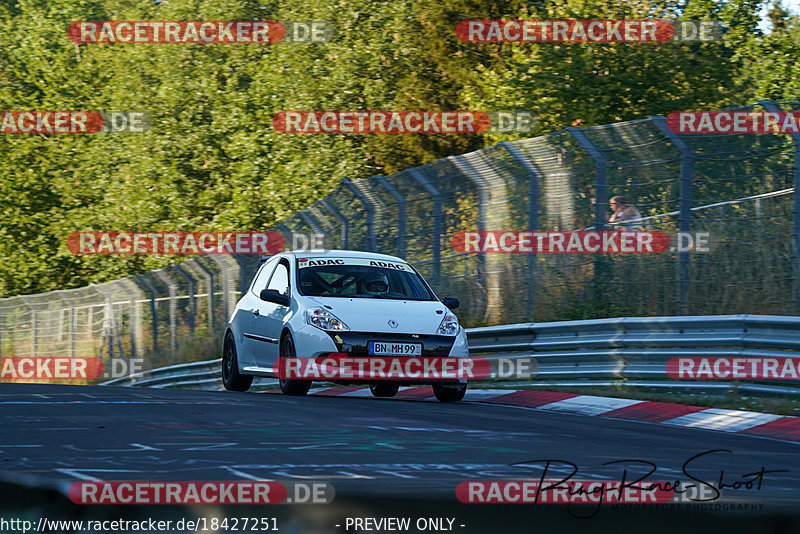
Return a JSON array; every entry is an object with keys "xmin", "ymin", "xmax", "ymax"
[
  {"xmin": 325, "ymin": 331, "xmax": 457, "ymax": 356},
  {"xmin": 322, "ymin": 330, "xmax": 467, "ymax": 386},
  {"xmin": 289, "ymin": 325, "xmax": 469, "ymax": 385}
]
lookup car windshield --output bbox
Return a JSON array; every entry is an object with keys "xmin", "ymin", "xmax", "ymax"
[{"xmin": 296, "ymin": 257, "xmax": 434, "ymax": 300}]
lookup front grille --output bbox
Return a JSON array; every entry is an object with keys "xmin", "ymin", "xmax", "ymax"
[{"xmin": 326, "ymin": 331, "xmax": 455, "ymax": 356}]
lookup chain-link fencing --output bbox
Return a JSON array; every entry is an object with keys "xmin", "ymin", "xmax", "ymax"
[{"xmin": 1, "ymin": 99, "xmax": 798, "ymax": 372}]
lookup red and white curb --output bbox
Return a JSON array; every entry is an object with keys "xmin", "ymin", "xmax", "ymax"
[{"xmin": 274, "ymin": 387, "xmax": 800, "ymax": 443}]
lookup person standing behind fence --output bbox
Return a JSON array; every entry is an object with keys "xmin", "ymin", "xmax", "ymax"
[{"xmin": 607, "ymin": 196, "xmax": 645, "ymax": 230}]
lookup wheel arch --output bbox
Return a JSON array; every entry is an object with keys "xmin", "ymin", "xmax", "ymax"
[{"xmin": 280, "ymin": 325, "xmax": 293, "ymax": 344}]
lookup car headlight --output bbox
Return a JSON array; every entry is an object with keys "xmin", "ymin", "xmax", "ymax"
[
  {"xmin": 437, "ymin": 312, "xmax": 460, "ymax": 336},
  {"xmin": 306, "ymin": 307, "xmax": 350, "ymax": 331}
]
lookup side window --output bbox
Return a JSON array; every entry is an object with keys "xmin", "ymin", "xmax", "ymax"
[
  {"xmin": 251, "ymin": 259, "xmax": 278, "ymax": 295},
  {"xmin": 267, "ymin": 261, "xmax": 290, "ymax": 296}
]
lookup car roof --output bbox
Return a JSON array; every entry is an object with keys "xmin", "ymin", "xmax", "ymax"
[{"xmin": 284, "ymin": 249, "xmax": 408, "ymax": 263}]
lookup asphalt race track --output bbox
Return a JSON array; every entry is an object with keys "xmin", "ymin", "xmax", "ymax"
[
  {"xmin": 2, "ymin": 382, "xmax": 800, "ymax": 532},
  {"xmin": 3, "ymin": 382, "xmax": 800, "ymax": 500}
]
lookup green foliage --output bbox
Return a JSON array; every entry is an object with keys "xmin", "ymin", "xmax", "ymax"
[
  {"xmin": 740, "ymin": 7, "xmax": 800, "ymax": 99},
  {"xmin": 461, "ymin": 0, "xmax": 763, "ymax": 145},
  {"xmin": 0, "ymin": 0, "xmax": 797, "ymax": 296}
]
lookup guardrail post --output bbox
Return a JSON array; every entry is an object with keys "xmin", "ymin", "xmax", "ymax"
[
  {"xmin": 20, "ymin": 297, "xmax": 35, "ymax": 357},
  {"xmin": 30, "ymin": 309, "xmax": 36, "ymax": 357},
  {"xmin": 56, "ymin": 291, "xmax": 76, "ymax": 359},
  {"xmin": 207, "ymin": 256, "xmax": 233, "ymax": 324},
  {"xmin": 450, "ymin": 153, "xmax": 510, "ymax": 323},
  {"xmin": 651, "ymin": 116, "xmax": 695, "ymax": 315},
  {"xmin": 92, "ymin": 284, "xmax": 117, "ymax": 359},
  {"xmin": 298, "ymin": 210, "xmax": 324, "ymax": 243},
  {"xmin": 365, "ymin": 176, "xmax": 389, "ymax": 252},
  {"xmin": 190, "ymin": 259, "xmax": 215, "ymax": 330},
  {"xmin": 500, "ymin": 141, "xmax": 541, "ymax": 320},
  {"xmin": 120, "ymin": 278, "xmax": 144, "ymax": 358},
  {"xmin": 110, "ymin": 283, "xmax": 127, "ymax": 357},
  {"xmin": 567, "ymin": 127, "xmax": 609, "ymax": 305},
  {"xmin": 104, "ymin": 294, "xmax": 114, "ymax": 359},
  {"xmin": 154, "ymin": 270, "xmax": 178, "ymax": 357},
  {"xmin": 760, "ymin": 100, "xmax": 800, "ymax": 313},
  {"xmin": 306, "ymin": 203, "xmax": 338, "ymax": 251},
  {"xmin": 133, "ymin": 274, "xmax": 158, "ymax": 356},
  {"xmin": 343, "ymin": 177, "xmax": 377, "ymax": 252},
  {"xmin": 69, "ymin": 305, "xmax": 76, "ymax": 358},
  {"xmin": 320, "ymin": 199, "xmax": 349, "ymax": 249},
  {"xmin": 567, "ymin": 127, "xmax": 606, "ymax": 230},
  {"xmin": 172, "ymin": 264, "xmax": 195, "ymax": 332},
  {"xmin": 231, "ymin": 254, "xmax": 256, "ymax": 299},
  {"xmin": 375, "ymin": 176, "xmax": 406, "ymax": 257},
  {"xmin": 409, "ymin": 168, "xmax": 442, "ymax": 290},
  {"xmin": 274, "ymin": 223, "xmax": 294, "ymax": 249},
  {"xmin": 87, "ymin": 304, "xmax": 93, "ymax": 341}
]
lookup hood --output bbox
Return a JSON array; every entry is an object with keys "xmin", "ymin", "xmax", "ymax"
[{"xmin": 301, "ymin": 297, "xmax": 452, "ymax": 335}]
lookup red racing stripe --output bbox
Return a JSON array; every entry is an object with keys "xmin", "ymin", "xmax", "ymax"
[
  {"xmin": 310, "ymin": 386, "xmax": 365, "ymax": 396},
  {"xmin": 600, "ymin": 401, "xmax": 706, "ymax": 423},
  {"xmin": 481, "ymin": 390, "xmax": 578, "ymax": 408},
  {"xmin": 739, "ymin": 416, "xmax": 800, "ymax": 442},
  {"xmin": 395, "ymin": 387, "xmax": 435, "ymax": 399}
]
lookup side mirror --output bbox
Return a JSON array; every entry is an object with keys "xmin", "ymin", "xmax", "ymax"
[
  {"xmin": 441, "ymin": 296, "xmax": 460, "ymax": 310},
  {"xmin": 260, "ymin": 289, "xmax": 290, "ymax": 307}
]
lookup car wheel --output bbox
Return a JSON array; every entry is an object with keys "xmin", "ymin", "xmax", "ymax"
[
  {"xmin": 369, "ymin": 383, "xmax": 399, "ymax": 398},
  {"xmin": 432, "ymin": 383, "xmax": 466, "ymax": 402},
  {"xmin": 222, "ymin": 332, "xmax": 253, "ymax": 392},
  {"xmin": 279, "ymin": 332, "xmax": 311, "ymax": 396}
]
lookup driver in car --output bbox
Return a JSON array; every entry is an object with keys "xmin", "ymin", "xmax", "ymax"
[{"xmin": 361, "ymin": 272, "xmax": 390, "ymax": 296}]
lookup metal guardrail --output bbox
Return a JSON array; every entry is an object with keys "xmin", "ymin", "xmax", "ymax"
[
  {"xmin": 100, "ymin": 357, "xmax": 279, "ymax": 390},
  {"xmin": 102, "ymin": 314, "xmax": 800, "ymax": 396},
  {"xmin": 468, "ymin": 314, "xmax": 800, "ymax": 395},
  {"xmin": 6, "ymin": 100, "xmax": 800, "ymax": 368},
  {"xmin": 101, "ymin": 358, "xmax": 223, "ymax": 388}
]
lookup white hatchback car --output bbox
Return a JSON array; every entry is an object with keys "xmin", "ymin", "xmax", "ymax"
[{"xmin": 222, "ymin": 250, "xmax": 469, "ymax": 402}]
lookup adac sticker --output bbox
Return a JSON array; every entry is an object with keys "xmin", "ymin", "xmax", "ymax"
[{"xmin": 297, "ymin": 257, "xmax": 411, "ymax": 271}]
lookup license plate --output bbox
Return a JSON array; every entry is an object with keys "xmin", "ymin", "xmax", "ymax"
[{"xmin": 368, "ymin": 341, "xmax": 422, "ymax": 356}]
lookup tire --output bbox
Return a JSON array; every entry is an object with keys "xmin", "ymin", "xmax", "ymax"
[
  {"xmin": 222, "ymin": 332, "xmax": 253, "ymax": 392},
  {"xmin": 279, "ymin": 332, "xmax": 311, "ymax": 396},
  {"xmin": 370, "ymin": 383, "xmax": 399, "ymax": 398},
  {"xmin": 433, "ymin": 383, "xmax": 467, "ymax": 402}
]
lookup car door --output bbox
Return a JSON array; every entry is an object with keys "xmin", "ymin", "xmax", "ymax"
[
  {"xmin": 239, "ymin": 257, "xmax": 278, "ymax": 367},
  {"xmin": 251, "ymin": 258, "xmax": 292, "ymax": 368}
]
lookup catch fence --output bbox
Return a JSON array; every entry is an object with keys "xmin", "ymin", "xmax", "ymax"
[{"xmin": 1, "ymin": 99, "xmax": 799, "ymax": 369}]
